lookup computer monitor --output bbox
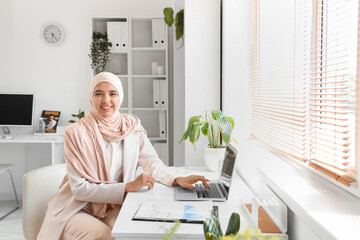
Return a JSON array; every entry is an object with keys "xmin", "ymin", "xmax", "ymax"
[{"xmin": 0, "ymin": 93, "xmax": 34, "ymax": 133}]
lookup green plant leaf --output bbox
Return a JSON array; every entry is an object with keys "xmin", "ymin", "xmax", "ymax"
[
  {"xmin": 163, "ymin": 7, "xmax": 174, "ymax": 27},
  {"xmin": 179, "ymin": 116, "xmax": 201, "ymax": 145},
  {"xmin": 226, "ymin": 116, "xmax": 235, "ymax": 130},
  {"xmin": 203, "ymin": 218, "xmax": 221, "ymax": 240},
  {"xmin": 175, "ymin": 9, "xmax": 184, "ymax": 40},
  {"xmin": 211, "ymin": 110, "xmax": 234, "ymax": 145},
  {"xmin": 205, "ymin": 232, "xmax": 217, "ymax": 240},
  {"xmin": 201, "ymin": 122, "xmax": 209, "ymax": 136},
  {"xmin": 213, "ymin": 216, "xmax": 223, "ymax": 236},
  {"xmin": 225, "ymin": 212, "xmax": 240, "ymax": 236}
]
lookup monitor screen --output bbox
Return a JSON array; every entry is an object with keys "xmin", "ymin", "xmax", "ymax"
[{"xmin": 0, "ymin": 94, "xmax": 34, "ymax": 126}]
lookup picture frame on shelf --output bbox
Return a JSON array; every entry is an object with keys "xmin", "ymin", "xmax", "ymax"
[{"xmin": 35, "ymin": 110, "xmax": 61, "ymax": 134}]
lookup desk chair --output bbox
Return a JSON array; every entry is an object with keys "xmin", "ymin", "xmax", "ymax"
[
  {"xmin": 22, "ymin": 164, "xmax": 66, "ymax": 240},
  {"xmin": 0, "ymin": 164, "xmax": 19, "ymax": 220}
]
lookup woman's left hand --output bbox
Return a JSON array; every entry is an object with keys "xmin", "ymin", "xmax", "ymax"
[{"xmin": 173, "ymin": 175, "xmax": 210, "ymax": 189}]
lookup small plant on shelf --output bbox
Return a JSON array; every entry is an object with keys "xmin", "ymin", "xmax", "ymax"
[
  {"xmin": 89, "ymin": 32, "xmax": 112, "ymax": 74},
  {"xmin": 68, "ymin": 109, "xmax": 85, "ymax": 123}
]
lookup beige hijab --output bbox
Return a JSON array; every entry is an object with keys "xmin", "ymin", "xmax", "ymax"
[{"xmin": 64, "ymin": 72, "xmax": 143, "ymax": 217}]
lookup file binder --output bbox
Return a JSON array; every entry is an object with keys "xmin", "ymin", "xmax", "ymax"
[
  {"xmin": 153, "ymin": 80, "xmax": 160, "ymax": 108},
  {"xmin": 159, "ymin": 80, "xmax": 168, "ymax": 108},
  {"xmin": 152, "ymin": 19, "xmax": 166, "ymax": 48},
  {"xmin": 158, "ymin": 19, "xmax": 166, "ymax": 47},
  {"xmin": 151, "ymin": 19, "xmax": 159, "ymax": 47},
  {"xmin": 107, "ymin": 22, "xmax": 122, "ymax": 51},
  {"xmin": 119, "ymin": 22, "xmax": 129, "ymax": 51},
  {"xmin": 159, "ymin": 111, "xmax": 166, "ymax": 138},
  {"xmin": 107, "ymin": 21, "xmax": 128, "ymax": 52}
]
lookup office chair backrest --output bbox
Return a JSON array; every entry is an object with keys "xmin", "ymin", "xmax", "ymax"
[{"xmin": 22, "ymin": 164, "xmax": 66, "ymax": 240}]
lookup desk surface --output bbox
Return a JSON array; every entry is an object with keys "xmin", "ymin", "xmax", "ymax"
[
  {"xmin": 0, "ymin": 134, "xmax": 64, "ymax": 143},
  {"xmin": 112, "ymin": 168, "xmax": 257, "ymax": 240}
]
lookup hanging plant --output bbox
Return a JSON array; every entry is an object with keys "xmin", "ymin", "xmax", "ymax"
[
  {"xmin": 163, "ymin": 8, "xmax": 184, "ymax": 41},
  {"xmin": 88, "ymin": 32, "xmax": 112, "ymax": 74}
]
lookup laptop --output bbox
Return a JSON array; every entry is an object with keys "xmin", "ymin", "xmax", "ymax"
[{"xmin": 174, "ymin": 143, "xmax": 238, "ymax": 202}]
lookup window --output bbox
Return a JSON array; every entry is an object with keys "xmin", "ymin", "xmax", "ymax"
[{"xmin": 251, "ymin": 0, "xmax": 359, "ymax": 190}]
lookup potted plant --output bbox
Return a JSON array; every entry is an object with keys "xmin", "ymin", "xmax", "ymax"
[
  {"xmin": 179, "ymin": 110, "xmax": 236, "ymax": 172},
  {"xmin": 68, "ymin": 109, "xmax": 85, "ymax": 123},
  {"xmin": 88, "ymin": 32, "xmax": 112, "ymax": 74}
]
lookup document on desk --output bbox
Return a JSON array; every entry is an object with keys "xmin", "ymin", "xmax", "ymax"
[{"xmin": 132, "ymin": 201, "xmax": 212, "ymax": 224}]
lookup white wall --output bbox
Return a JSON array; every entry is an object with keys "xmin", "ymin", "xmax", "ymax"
[
  {"xmin": 184, "ymin": 0, "xmax": 221, "ymax": 167},
  {"xmin": 0, "ymin": 0, "xmax": 176, "ymax": 198},
  {"xmin": 1, "ymin": 0, "xmax": 174, "ymax": 129}
]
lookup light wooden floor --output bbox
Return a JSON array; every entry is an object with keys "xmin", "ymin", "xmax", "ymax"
[{"xmin": 0, "ymin": 201, "xmax": 25, "ymax": 240}]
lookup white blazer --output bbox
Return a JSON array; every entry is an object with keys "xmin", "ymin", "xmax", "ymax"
[{"xmin": 37, "ymin": 131, "xmax": 175, "ymax": 240}]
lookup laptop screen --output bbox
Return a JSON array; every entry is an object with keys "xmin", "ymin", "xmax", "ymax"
[{"xmin": 220, "ymin": 143, "xmax": 237, "ymax": 193}]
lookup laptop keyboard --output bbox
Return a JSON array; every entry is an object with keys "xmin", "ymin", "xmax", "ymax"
[{"xmin": 195, "ymin": 183, "xmax": 224, "ymax": 199}]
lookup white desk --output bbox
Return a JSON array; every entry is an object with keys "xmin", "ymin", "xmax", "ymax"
[
  {"xmin": 112, "ymin": 168, "xmax": 259, "ymax": 240},
  {"xmin": 0, "ymin": 134, "xmax": 65, "ymax": 165},
  {"xmin": 0, "ymin": 134, "xmax": 65, "ymax": 199}
]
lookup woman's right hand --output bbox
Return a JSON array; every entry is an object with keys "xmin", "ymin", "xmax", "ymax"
[{"xmin": 125, "ymin": 173, "xmax": 155, "ymax": 192}]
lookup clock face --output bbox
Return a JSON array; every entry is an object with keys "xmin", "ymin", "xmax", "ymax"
[{"xmin": 41, "ymin": 24, "xmax": 64, "ymax": 45}]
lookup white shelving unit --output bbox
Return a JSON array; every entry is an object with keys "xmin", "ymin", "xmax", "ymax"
[{"xmin": 91, "ymin": 17, "xmax": 169, "ymax": 165}]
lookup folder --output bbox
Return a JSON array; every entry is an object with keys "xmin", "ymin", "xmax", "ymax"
[
  {"xmin": 153, "ymin": 80, "xmax": 160, "ymax": 108},
  {"xmin": 159, "ymin": 80, "xmax": 168, "ymax": 108},
  {"xmin": 159, "ymin": 111, "xmax": 166, "ymax": 138},
  {"xmin": 107, "ymin": 22, "xmax": 122, "ymax": 51},
  {"xmin": 119, "ymin": 22, "xmax": 129, "ymax": 51},
  {"xmin": 132, "ymin": 201, "xmax": 212, "ymax": 224},
  {"xmin": 151, "ymin": 19, "xmax": 159, "ymax": 47},
  {"xmin": 158, "ymin": 19, "xmax": 166, "ymax": 47}
]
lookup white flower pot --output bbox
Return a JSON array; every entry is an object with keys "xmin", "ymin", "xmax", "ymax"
[{"xmin": 203, "ymin": 146, "xmax": 226, "ymax": 172}]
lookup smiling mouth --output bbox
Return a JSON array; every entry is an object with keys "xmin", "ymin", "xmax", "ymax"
[{"xmin": 101, "ymin": 106, "xmax": 112, "ymax": 111}]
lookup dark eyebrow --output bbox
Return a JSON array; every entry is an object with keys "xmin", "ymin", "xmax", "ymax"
[{"xmin": 94, "ymin": 90, "xmax": 118, "ymax": 93}]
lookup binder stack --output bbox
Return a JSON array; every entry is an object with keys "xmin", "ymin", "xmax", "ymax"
[
  {"xmin": 107, "ymin": 21, "xmax": 129, "ymax": 51},
  {"xmin": 153, "ymin": 80, "xmax": 167, "ymax": 108},
  {"xmin": 151, "ymin": 19, "xmax": 166, "ymax": 48}
]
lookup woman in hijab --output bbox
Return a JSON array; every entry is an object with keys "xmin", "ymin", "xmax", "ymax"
[{"xmin": 37, "ymin": 72, "xmax": 209, "ymax": 240}]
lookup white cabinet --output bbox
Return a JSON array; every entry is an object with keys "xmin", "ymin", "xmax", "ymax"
[{"xmin": 91, "ymin": 17, "xmax": 169, "ymax": 166}]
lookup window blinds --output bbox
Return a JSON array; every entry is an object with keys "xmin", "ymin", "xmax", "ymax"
[
  {"xmin": 251, "ymin": 0, "xmax": 310, "ymax": 162},
  {"xmin": 309, "ymin": 0, "xmax": 358, "ymax": 185},
  {"xmin": 251, "ymin": 0, "xmax": 359, "ymax": 186}
]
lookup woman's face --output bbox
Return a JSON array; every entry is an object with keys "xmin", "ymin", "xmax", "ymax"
[{"xmin": 92, "ymin": 82, "xmax": 120, "ymax": 117}]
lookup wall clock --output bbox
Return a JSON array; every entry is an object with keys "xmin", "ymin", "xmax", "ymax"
[{"xmin": 41, "ymin": 23, "xmax": 64, "ymax": 46}]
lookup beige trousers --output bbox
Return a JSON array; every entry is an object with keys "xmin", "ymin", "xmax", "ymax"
[{"xmin": 60, "ymin": 205, "xmax": 121, "ymax": 240}]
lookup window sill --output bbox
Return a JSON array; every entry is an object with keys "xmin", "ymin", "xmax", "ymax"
[{"xmin": 237, "ymin": 139, "xmax": 360, "ymax": 240}]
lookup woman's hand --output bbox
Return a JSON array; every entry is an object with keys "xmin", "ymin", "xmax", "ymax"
[
  {"xmin": 173, "ymin": 175, "xmax": 209, "ymax": 189},
  {"xmin": 125, "ymin": 173, "xmax": 155, "ymax": 192}
]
